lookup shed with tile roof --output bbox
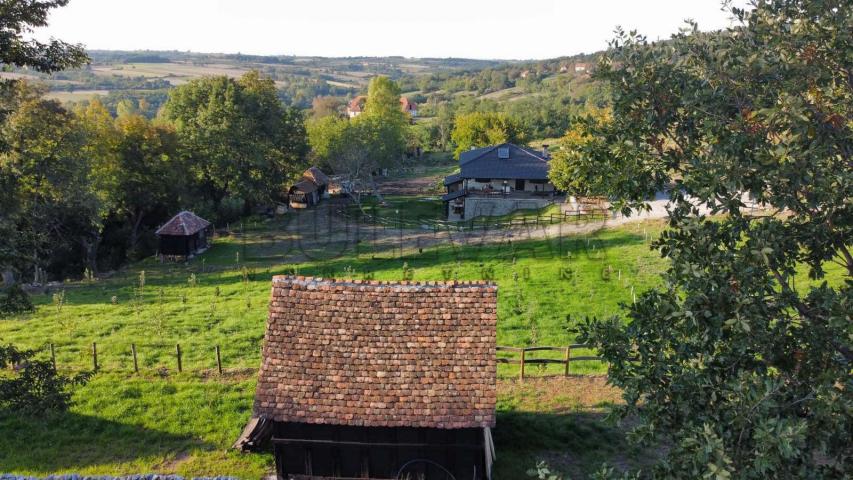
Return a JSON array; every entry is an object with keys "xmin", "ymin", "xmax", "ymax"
[
  {"xmin": 288, "ymin": 167, "xmax": 330, "ymax": 209},
  {"xmin": 236, "ymin": 276, "xmax": 498, "ymax": 479},
  {"xmin": 154, "ymin": 211, "xmax": 213, "ymax": 258}
]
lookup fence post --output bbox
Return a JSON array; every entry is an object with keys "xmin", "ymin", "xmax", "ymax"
[
  {"xmin": 215, "ymin": 345, "xmax": 222, "ymax": 375},
  {"xmin": 520, "ymin": 349, "xmax": 526, "ymax": 380},
  {"xmin": 92, "ymin": 342, "xmax": 98, "ymax": 372},
  {"xmin": 564, "ymin": 346, "xmax": 571, "ymax": 376},
  {"xmin": 49, "ymin": 343, "xmax": 56, "ymax": 371},
  {"xmin": 131, "ymin": 344, "xmax": 138, "ymax": 373},
  {"xmin": 176, "ymin": 343, "xmax": 182, "ymax": 373}
]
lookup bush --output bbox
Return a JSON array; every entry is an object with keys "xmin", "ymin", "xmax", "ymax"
[
  {"xmin": 0, "ymin": 285, "xmax": 34, "ymax": 317},
  {"xmin": 217, "ymin": 197, "xmax": 246, "ymax": 225},
  {"xmin": 0, "ymin": 344, "xmax": 92, "ymax": 415}
]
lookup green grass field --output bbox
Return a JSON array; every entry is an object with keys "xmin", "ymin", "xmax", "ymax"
[
  {"xmin": 2, "ymin": 217, "xmax": 840, "ymax": 478},
  {"xmin": 0, "ymin": 219, "xmax": 670, "ymax": 477}
]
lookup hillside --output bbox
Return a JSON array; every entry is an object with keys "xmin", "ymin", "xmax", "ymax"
[{"xmin": 0, "ymin": 49, "xmax": 606, "ymax": 138}]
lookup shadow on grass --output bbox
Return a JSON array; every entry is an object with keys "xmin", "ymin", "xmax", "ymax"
[
  {"xmin": 492, "ymin": 411, "xmax": 648, "ymax": 479},
  {"xmin": 0, "ymin": 410, "xmax": 210, "ymax": 473}
]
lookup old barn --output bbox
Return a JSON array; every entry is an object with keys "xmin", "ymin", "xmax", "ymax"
[
  {"xmin": 236, "ymin": 276, "xmax": 497, "ymax": 479},
  {"xmin": 155, "ymin": 211, "xmax": 213, "ymax": 258},
  {"xmin": 288, "ymin": 167, "xmax": 330, "ymax": 209}
]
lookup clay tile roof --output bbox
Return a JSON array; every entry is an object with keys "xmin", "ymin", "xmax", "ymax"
[
  {"xmin": 254, "ymin": 276, "xmax": 497, "ymax": 429},
  {"xmin": 290, "ymin": 179, "xmax": 318, "ymax": 194},
  {"xmin": 302, "ymin": 166, "xmax": 329, "ymax": 187},
  {"xmin": 400, "ymin": 96, "xmax": 417, "ymax": 112},
  {"xmin": 155, "ymin": 211, "xmax": 211, "ymax": 236},
  {"xmin": 347, "ymin": 95, "xmax": 367, "ymax": 113}
]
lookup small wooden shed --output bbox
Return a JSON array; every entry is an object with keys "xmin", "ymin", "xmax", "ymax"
[
  {"xmin": 288, "ymin": 167, "xmax": 330, "ymax": 209},
  {"xmin": 235, "ymin": 276, "xmax": 498, "ymax": 480},
  {"xmin": 155, "ymin": 211, "xmax": 213, "ymax": 258}
]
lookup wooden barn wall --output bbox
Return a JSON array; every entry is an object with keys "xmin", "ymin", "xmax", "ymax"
[{"xmin": 272, "ymin": 422, "xmax": 486, "ymax": 479}]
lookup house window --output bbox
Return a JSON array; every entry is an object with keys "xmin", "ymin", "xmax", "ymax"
[
  {"xmin": 475, "ymin": 178, "xmax": 491, "ymax": 183},
  {"xmin": 497, "ymin": 147, "xmax": 510, "ymax": 159}
]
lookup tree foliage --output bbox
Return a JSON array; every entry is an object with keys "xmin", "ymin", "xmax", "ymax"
[
  {"xmin": 450, "ymin": 111, "xmax": 526, "ymax": 158},
  {"xmin": 0, "ymin": 94, "xmax": 104, "ymax": 277},
  {"xmin": 0, "ymin": 284, "xmax": 33, "ymax": 316},
  {"xmin": 0, "ymin": 343, "xmax": 91, "ymax": 415},
  {"xmin": 567, "ymin": 1, "xmax": 852, "ymax": 477},
  {"xmin": 162, "ymin": 71, "xmax": 308, "ymax": 208},
  {"xmin": 359, "ymin": 76, "xmax": 408, "ymax": 168},
  {"xmin": 549, "ymin": 107, "xmax": 611, "ymax": 196},
  {"xmin": 0, "ymin": 0, "xmax": 88, "ymax": 73},
  {"xmin": 307, "ymin": 77, "xmax": 409, "ymax": 203}
]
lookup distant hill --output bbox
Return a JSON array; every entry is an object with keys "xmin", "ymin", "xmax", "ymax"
[{"xmin": 0, "ymin": 49, "xmax": 607, "ymax": 140}]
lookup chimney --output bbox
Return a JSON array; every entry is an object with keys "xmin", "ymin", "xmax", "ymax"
[{"xmin": 542, "ymin": 144, "xmax": 550, "ymax": 158}]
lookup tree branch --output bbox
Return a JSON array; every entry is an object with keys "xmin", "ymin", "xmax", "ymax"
[{"xmin": 771, "ymin": 267, "xmax": 853, "ymax": 363}]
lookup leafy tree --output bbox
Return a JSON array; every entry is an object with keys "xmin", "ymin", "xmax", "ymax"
[
  {"xmin": 0, "ymin": 284, "xmax": 33, "ymax": 316},
  {"xmin": 0, "ymin": 96, "xmax": 103, "ymax": 278},
  {"xmin": 307, "ymin": 114, "xmax": 348, "ymax": 164},
  {"xmin": 307, "ymin": 114, "xmax": 381, "ymax": 207},
  {"xmin": 359, "ymin": 76, "xmax": 407, "ymax": 168},
  {"xmin": 549, "ymin": 107, "xmax": 611, "ymax": 196},
  {"xmin": 307, "ymin": 77, "xmax": 409, "ymax": 202},
  {"xmin": 451, "ymin": 111, "xmax": 526, "ymax": 159},
  {"xmin": 80, "ymin": 101, "xmax": 183, "ymax": 259},
  {"xmin": 162, "ymin": 71, "xmax": 308, "ymax": 213},
  {"xmin": 0, "ymin": 343, "xmax": 91, "ymax": 415},
  {"xmin": 567, "ymin": 1, "xmax": 852, "ymax": 478},
  {"xmin": 0, "ymin": 0, "xmax": 87, "ymax": 284},
  {"xmin": 0, "ymin": 0, "xmax": 88, "ymax": 74},
  {"xmin": 311, "ymin": 95, "xmax": 344, "ymax": 119}
]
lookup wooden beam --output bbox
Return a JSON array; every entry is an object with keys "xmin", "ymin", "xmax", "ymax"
[{"xmin": 271, "ymin": 437, "xmax": 483, "ymax": 450}]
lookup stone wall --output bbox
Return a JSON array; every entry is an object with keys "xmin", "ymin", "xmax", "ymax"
[{"xmin": 464, "ymin": 197, "xmax": 553, "ymax": 219}]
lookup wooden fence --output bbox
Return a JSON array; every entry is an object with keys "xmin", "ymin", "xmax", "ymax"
[
  {"xmin": 496, "ymin": 344, "xmax": 603, "ymax": 379},
  {"xmin": 336, "ymin": 206, "xmax": 613, "ymax": 232},
  {"xmin": 41, "ymin": 343, "xmax": 603, "ymax": 379}
]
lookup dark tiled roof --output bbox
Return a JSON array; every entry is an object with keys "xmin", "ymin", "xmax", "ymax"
[
  {"xmin": 155, "ymin": 211, "xmax": 211, "ymax": 236},
  {"xmin": 302, "ymin": 166, "xmax": 329, "ymax": 187},
  {"xmin": 460, "ymin": 143, "xmax": 550, "ymax": 180},
  {"xmin": 443, "ymin": 172, "xmax": 463, "ymax": 186},
  {"xmin": 459, "ymin": 145, "xmax": 497, "ymax": 165},
  {"xmin": 441, "ymin": 190, "xmax": 467, "ymax": 202},
  {"xmin": 254, "ymin": 276, "xmax": 498, "ymax": 429}
]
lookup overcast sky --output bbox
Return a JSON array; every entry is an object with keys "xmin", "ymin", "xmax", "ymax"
[{"xmin": 33, "ymin": 0, "xmax": 746, "ymax": 60}]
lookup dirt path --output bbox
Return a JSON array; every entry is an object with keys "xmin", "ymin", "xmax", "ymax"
[{"xmin": 259, "ymin": 192, "xmax": 768, "ymax": 264}]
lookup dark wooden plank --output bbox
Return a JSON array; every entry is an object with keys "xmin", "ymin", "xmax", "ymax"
[
  {"xmin": 271, "ymin": 437, "xmax": 484, "ymax": 450},
  {"xmin": 522, "ymin": 358, "xmax": 568, "ymax": 365},
  {"xmin": 523, "ymin": 346, "xmax": 565, "ymax": 352}
]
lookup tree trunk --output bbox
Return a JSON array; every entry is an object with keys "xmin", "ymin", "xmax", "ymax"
[
  {"xmin": 129, "ymin": 209, "xmax": 145, "ymax": 251},
  {"xmin": 81, "ymin": 234, "xmax": 100, "ymax": 275},
  {"xmin": 1, "ymin": 269, "xmax": 15, "ymax": 288}
]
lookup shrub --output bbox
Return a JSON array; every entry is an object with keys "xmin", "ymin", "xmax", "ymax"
[
  {"xmin": 0, "ymin": 344, "xmax": 92, "ymax": 415},
  {"xmin": 0, "ymin": 285, "xmax": 34, "ymax": 317}
]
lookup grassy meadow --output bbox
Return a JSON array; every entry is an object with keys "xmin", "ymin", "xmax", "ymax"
[
  {"xmin": 0, "ymin": 217, "xmax": 671, "ymax": 477},
  {"xmin": 1, "ymin": 214, "xmax": 843, "ymax": 477}
]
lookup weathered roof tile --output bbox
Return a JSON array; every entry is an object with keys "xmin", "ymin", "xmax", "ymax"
[{"xmin": 253, "ymin": 276, "xmax": 497, "ymax": 429}]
